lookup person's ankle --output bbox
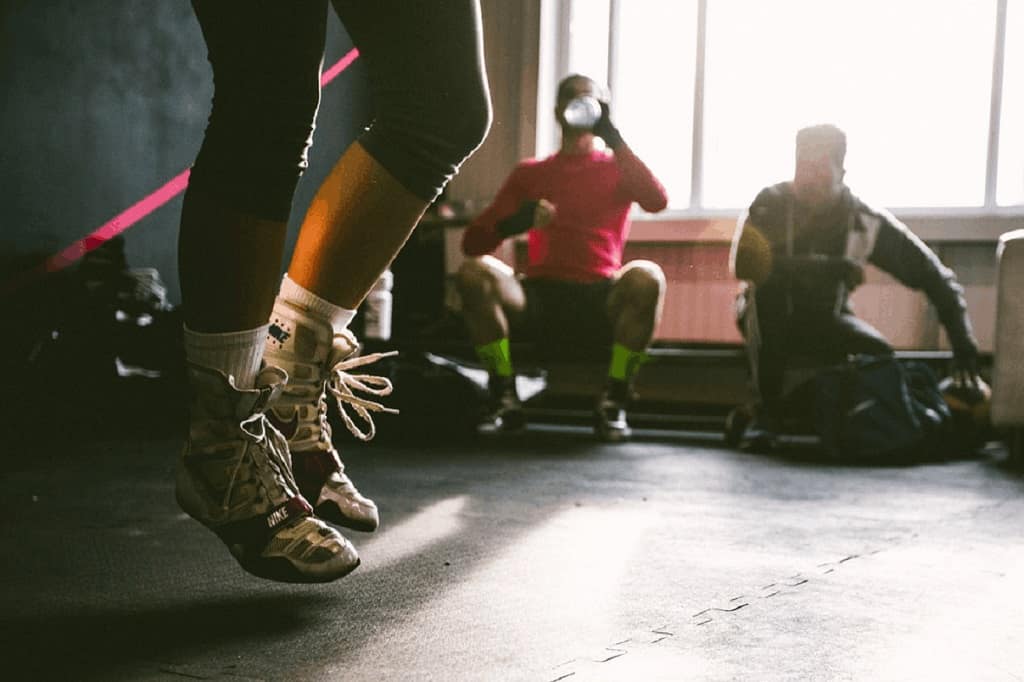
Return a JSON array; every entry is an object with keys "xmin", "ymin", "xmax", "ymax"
[
  {"xmin": 605, "ymin": 378, "xmax": 630, "ymax": 404},
  {"xmin": 489, "ymin": 373, "xmax": 518, "ymax": 400}
]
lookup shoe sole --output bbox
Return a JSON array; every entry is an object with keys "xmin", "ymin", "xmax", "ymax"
[
  {"xmin": 316, "ymin": 503, "xmax": 379, "ymax": 533},
  {"xmin": 176, "ymin": 466, "xmax": 359, "ymax": 583},
  {"xmin": 738, "ymin": 434, "xmax": 779, "ymax": 454},
  {"xmin": 595, "ymin": 427, "xmax": 632, "ymax": 443},
  {"xmin": 236, "ymin": 550, "xmax": 360, "ymax": 584},
  {"xmin": 179, "ymin": 504, "xmax": 361, "ymax": 583},
  {"xmin": 477, "ymin": 412, "xmax": 527, "ymax": 436}
]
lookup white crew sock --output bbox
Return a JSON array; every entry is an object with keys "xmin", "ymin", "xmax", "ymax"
[
  {"xmin": 183, "ymin": 324, "xmax": 268, "ymax": 389},
  {"xmin": 278, "ymin": 274, "xmax": 356, "ymax": 333}
]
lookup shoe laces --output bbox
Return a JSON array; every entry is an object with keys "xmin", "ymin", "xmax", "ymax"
[
  {"xmin": 222, "ymin": 411, "xmax": 302, "ymax": 512},
  {"xmin": 327, "ymin": 350, "xmax": 400, "ymax": 442}
]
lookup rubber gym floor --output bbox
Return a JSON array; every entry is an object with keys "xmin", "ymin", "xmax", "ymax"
[{"xmin": 2, "ymin": 417, "xmax": 1023, "ymax": 681}]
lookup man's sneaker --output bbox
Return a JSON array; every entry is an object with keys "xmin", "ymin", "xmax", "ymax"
[
  {"xmin": 264, "ymin": 300, "xmax": 396, "ymax": 533},
  {"xmin": 176, "ymin": 364, "xmax": 359, "ymax": 583},
  {"xmin": 594, "ymin": 389, "xmax": 632, "ymax": 443},
  {"xmin": 738, "ymin": 409, "xmax": 781, "ymax": 453},
  {"xmin": 477, "ymin": 375, "xmax": 526, "ymax": 435},
  {"xmin": 723, "ymin": 404, "xmax": 753, "ymax": 448}
]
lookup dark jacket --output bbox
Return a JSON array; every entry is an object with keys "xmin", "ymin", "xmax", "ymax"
[{"xmin": 741, "ymin": 182, "xmax": 978, "ymax": 361}]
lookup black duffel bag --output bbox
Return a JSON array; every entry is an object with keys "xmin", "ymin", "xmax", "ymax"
[{"xmin": 814, "ymin": 355, "xmax": 951, "ymax": 462}]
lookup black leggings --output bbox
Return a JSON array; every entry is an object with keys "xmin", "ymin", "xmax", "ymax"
[{"xmin": 188, "ymin": 0, "xmax": 491, "ymax": 221}]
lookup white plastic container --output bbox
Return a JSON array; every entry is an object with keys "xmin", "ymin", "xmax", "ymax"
[
  {"xmin": 363, "ymin": 269, "xmax": 394, "ymax": 341},
  {"xmin": 562, "ymin": 96, "xmax": 601, "ymax": 130}
]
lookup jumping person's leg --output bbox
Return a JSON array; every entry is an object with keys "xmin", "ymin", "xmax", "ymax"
[
  {"xmin": 181, "ymin": 0, "xmax": 329, "ymax": 378},
  {"xmin": 455, "ymin": 255, "xmax": 528, "ymax": 433},
  {"xmin": 178, "ymin": 0, "xmax": 358, "ymax": 582},
  {"xmin": 263, "ymin": 0, "xmax": 492, "ymax": 516},
  {"xmin": 599, "ymin": 260, "xmax": 666, "ymax": 441},
  {"xmin": 288, "ymin": 0, "xmax": 492, "ymax": 307}
]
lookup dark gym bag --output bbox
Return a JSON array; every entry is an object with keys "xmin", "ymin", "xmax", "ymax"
[{"xmin": 813, "ymin": 355, "xmax": 951, "ymax": 462}]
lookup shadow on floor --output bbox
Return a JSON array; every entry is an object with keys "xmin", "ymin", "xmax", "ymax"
[{"xmin": 1, "ymin": 592, "xmax": 331, "ymax": 679}]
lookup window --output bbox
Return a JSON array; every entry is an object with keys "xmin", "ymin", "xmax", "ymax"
[
  {"xmin": 565, "ymin": 0, "xmax": 611, "ymax": 87},
  {"xmin": 612, "ymin": 1, "xmax": 698, "ymax": 207},
  {"xmin": 704, "ymin": 0, "xmax": 994, "ymax": 209},
  {"xmin": 548, "ymin": 0, "xmax": 1021, "ymax": 212}
]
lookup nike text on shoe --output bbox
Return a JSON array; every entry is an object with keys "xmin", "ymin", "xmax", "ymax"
[{"xmin": 176, "ymin": 364, "xmax": 360, "ymax": 583}]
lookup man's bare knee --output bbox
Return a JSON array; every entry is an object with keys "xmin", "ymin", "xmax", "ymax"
[
  {"xmin": 458, "ymin": 256, "xmax": 519, "ymax": 313},
  {"xmin": 617, "ymin": 260, "xmax": 666, "ymax": 306},
  {"xmin": 456, "ymin": 257, "xmax": 494, "ymax": 298}
]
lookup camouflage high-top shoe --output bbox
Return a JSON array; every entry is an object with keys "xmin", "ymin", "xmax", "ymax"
[
  {"xmin": 264, "ymin": 300, "xmax": 397, "ymax": 532},
  {"xmin": 176, "ymin": 363, "xmax": 359, "ymax": 582}
]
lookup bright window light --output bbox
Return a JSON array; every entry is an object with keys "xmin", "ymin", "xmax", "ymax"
[
  {"xmin": 702, "ymin": 0, "xmax": 995, "ymax": 209},
  {"xmin": 566, "ymin": 0, "xmax": 611, "ymax": 87},
  {"xmin": 613, "ymin": 1, "xmax": 698, "ymax": 209},
  {"xmin": 553, "ymin": 0, "xmax": 1015, "ymax": 213},
  {"xmin": 998, "ymin": 0, "xmax": 1024, "ymax": 206}
]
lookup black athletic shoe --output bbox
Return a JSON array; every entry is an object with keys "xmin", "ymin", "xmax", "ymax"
[
  {"xmin": 478, "ymin": 376, "xmax": 525, "ymax": 435},
  {"xmin": 738, "ymin": 411, "xmax": 781, "ymax": 453},
  {"xmin": 594, "ymin": 379, "xmax": 632, "ymax": 443},
  {"xmin": 723, "ymin": 404, "xmax": 753, "ymax": 448}
]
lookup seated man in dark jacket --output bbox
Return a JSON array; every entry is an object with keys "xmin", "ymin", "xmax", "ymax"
[{"xmin": 730, "ymin": 124, "xmax": 981, "ymax": 449}]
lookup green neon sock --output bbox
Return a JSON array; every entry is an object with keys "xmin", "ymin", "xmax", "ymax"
[
  {"xmin": 476, "ymin": 337, "xmax": 513, "ymax": 377},
  {"xmin": 608, "ymin": 343, "xmax": 648, "ymax": 382}
]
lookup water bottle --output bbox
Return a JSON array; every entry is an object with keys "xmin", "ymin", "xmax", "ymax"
[
  {"xmin": 363, "ymin": 270, "xmax": 393, "ymax": 341},
  {"xmin": 562, "ymin": 95, "xmax": 602, "ymax": 130}
]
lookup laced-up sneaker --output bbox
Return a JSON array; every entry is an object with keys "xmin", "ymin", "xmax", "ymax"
[
  {"xmin": 176, "ymin": 364, "xmax": 359, "ymax": 583},
  {"xmin": 594, "ymin": 381, "xmax": 632, "ymax": 443},
  {"xmin": 477, "ymin": 375, "xmax": 525, "ymax": 435},
  {"xmin": 263, "ymin": 301, "xmax": 396, "ymax": 532}
]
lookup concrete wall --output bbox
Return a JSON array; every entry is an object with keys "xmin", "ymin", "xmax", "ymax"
[{"xmin": 0, "ymin": 1, "xmax": 371, "ymax": 303}]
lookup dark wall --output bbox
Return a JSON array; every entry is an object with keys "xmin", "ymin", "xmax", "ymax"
[{"xmin": 0, "ymin": 1, "xmax": 371, "ymax": 303}]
